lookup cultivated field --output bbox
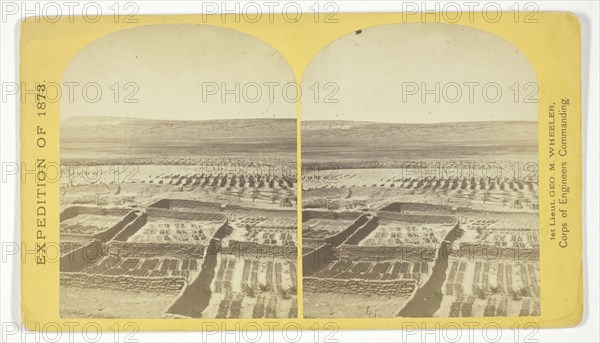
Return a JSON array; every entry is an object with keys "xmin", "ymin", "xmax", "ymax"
[
  {"xmin": 227, "ymin": 209, "xmax": 297, "ymax": 246},
  {"xmin": 199, "ymin": 254, "xmax": 298, "ymax": 318},
  {"xmin": 359, "ymin": 213, "xmax": 455, "ymax": 248},
  {"xmin": 433, "ymin": 211, "xmax": 540, "ymax": 317},
  {"xmin": 128, "ymin": 210, "xmax": 226, "ymax": 244}
]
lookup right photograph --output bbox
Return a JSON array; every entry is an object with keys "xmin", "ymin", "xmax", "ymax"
[{"xmin": 301, "ymin": 24, "xmax": 540, "ymax": 318}]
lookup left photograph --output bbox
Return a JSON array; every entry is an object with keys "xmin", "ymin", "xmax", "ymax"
[{"xmin": 59, "ymin": 24, "xmax": 299, "ymax": 319}]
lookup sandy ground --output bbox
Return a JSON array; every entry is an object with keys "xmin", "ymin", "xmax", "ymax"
[
  {"xmin": 303, "ymin": 291, "xmax": 411, "ymax": 318},
  {"xmin": 60, "ymin": 286, "xmax": 178, "ymax": 318},
  {"xmin": 61, "ymin": 182, "xmax": 296, "ymax": 211}
]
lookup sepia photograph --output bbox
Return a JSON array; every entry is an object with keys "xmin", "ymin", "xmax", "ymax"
[
  {"xmin": 301, "ymin": 23, "xmax": 540, "ymax": 318},
  {"xmin": 59, "ymin": 24, "xmax": 298, "ymax": 319},
  {"xmin": 10, "ymin": 2, "xmax": 592, "ymax": 339}
]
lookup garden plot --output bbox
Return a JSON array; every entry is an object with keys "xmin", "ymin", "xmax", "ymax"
[
  {"xmin": 205, "ymin": 292, "xmax": 297, "ymax": 319},
  {"xmin": 457, "ymin": 216, "xmax": 497, "ymax": 234},
  {"xmin": 82, "ymin": 255, "xmax": 201, "ymax": 282},
  {"xmin": 430, "ymin": 210, "xmax": 540, "ymax": 317},
  {"xmin": 227, "ymin": 210, "xmax": 297, "ymax": 246},
  {"xmin": 359, "ymin": 222, "xmax": 447, "ymax": 247},
  {"xmin": 436, "ymin": 258, "xmax": 540, "ymax": 317},
  {"xmin": 236, "ymin": 227, "xmax": 296, "ymax": 246},
  {"xmin": 474, "ymin": 230, "xmax": 538, "ymax": 249},
  {"xmin": 128, "ymin": 210, "xmax": 225, "ymax": 244},
  {"xmin": 477, "ymin": 219, "xmax": 538, "ymax": 248},
  {"xmin": 458, "ymin": 213, "xmax": 539, "ymax": 248},
  {"xmin": 434, "ymin": 293, "xmax": 539, "ymax": 318},
  {"xmin": 359, "ymin": 214, "xmax": 455, "ymax": 247},
  {"xmin": 211, "ymin": 254, "xmax": 297, "ymax": 295},
  {"xmin": 201, "ymin": 253, "xmax": 298, "ymax": 318}
]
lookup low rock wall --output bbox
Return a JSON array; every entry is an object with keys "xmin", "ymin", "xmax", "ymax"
[
  {"xmin": 303, "ymin": 277, "xmax": 417, "ymax": 297},
  {"xmin": 61, "ymin": 272, "xmax": 185, "ymax": 294}
]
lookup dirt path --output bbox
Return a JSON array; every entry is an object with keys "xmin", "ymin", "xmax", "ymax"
[
  {"xmin": 166, "ymin": 239, "xmax": 219, "ymax": 318},
  {"xmin": 396, "ymin": 225, "xmax": 462, "ymax": 317}
]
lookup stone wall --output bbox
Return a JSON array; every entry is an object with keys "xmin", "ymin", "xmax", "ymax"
[
  {"xmin": 61, "ymin": 241, "xmax": 207, "ymax": 272},
  {"xmin": 60, "ymin": 206, "xmax": 131, "ymax": 222},
  {"xmin": 94, "ymin": 210, "xmax": 139, "ymax": 242},
  {"xmin": 146, "ymin": 208, "xmax": 227, "ymax": 222},
  {"xmin": 225, "ymin": 206, "xmax": 297, "ymax": 219},
  {"xmin": 324, "ymin": 214, "xmax": 369, "ymax": 246},
  {"xmin": 303, "ymin": 277, "xmax": 417, "ymax": 297},
  {"xmin": 344, "ymin": 217, "xmax": 379, "ymax": 245},
  {"xmin": 302, "ymin": 210, "xmax": 362, "ymax": 222},
  {"xmin": 60, "ymin": 241, "xmax": 104, "ymax": 272},
  {"xmin": 457, "ymin": 243, "xmax": 539, "ymax": 262},
  {"xmin": 61, "ymin": 272, "xmax": 186, "ymax": 294},
  {"xmin": 302, "ymin": 243, "xmax": 337, "ymax": 276},
  {"xmin": 220, "ymin": 240, "xmax": 297, "ymax": 260},
  {"xmin": 212, "ymin": 221, "xmax": 232, "ymax": 241},
  {"xmin": 60, "ymin": 241, "xmax": 89, "ymax": 256},
  {"xmin": 113, "ymin": 213, "xmax": 148, "ymax": 242},
  {"xmin": 379, "ymin": 202, "xmax": 453, "ymax": 215},
  {"xmin": 106, "ymin": 241, "xmax": 206, "ymax": 259},
  {"xmin": 60, "ymin": 234, "xmax": 93, "ymax": 244},
  {"xmin": 377, "ymin": 211, "xmax": 456, "ymax": 225},
  {"xmin": 149, "ymin": 199, "xmax": 223, "ymax": 212},
  {"xmin": 338, "ymin": 244, "xmax": 437, "ymax": 262},
  {"xmin": 147, "ymin": 200, "xmax": 296, "ymax": 222},
  {"xmin": 455, "ymin": 207, "xmax": 538, "ymax": 219},
  {"xmin": 60, "ymin": 206, "xmax": 139, "ymax": 243},
  {"xmin": 302, "ymin": 239, "xmax": 326, "ymax": 253},
  {"xmin": 302, "ymin": 212, "xmax": 369, "ymax": 275}
]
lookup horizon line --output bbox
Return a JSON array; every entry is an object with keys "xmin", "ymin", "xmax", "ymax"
[{"xmin": 63, "ymin": 115, "xmax": 537, "ymax": 125}]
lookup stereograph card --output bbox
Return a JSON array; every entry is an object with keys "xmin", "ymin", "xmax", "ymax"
[{"xmin": 20, "ymin": 12, "xmax": 582, "ymax": 330}]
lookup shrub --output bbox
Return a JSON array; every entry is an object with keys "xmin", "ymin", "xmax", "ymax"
[
  {"xmin": 518, "ymin": 287, "xmax": 530, "ymax": 297},
  {"xmin": 257, "ymin": 282, "xmax": 269, "ymax": 293},
  {"xmin": 243, "ymin": 284, "xmax": 256, "ymax": 298},
  {"xmin": 288, "ymin": 285, "xmax": 297, "ymax": 296},
  {"xmin": 510, "ymin": 289, "xmax": 522, "ymax": 301},
  {"xmin": 282, "ymin": 289, "xmax": 292, "ymax": 300},
  {"xmin": 474, "ymin": 286, "xmax": 487, "ymax": 300},
  {"xmin": 488, "ymin": 284, "xmax": 503, "ymax": 295}
]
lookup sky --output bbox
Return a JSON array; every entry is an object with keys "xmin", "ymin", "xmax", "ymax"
[
  {"xmin": 61, "ymin": 24, "xmax": 296, "ymax": 122},
  {"xmin": 62, "ymin": 23, "xmax": 537, "ymax": 124},
  {"xmin": 301, "ymin": 23, "xmax": 538, "ymax": 123}
]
